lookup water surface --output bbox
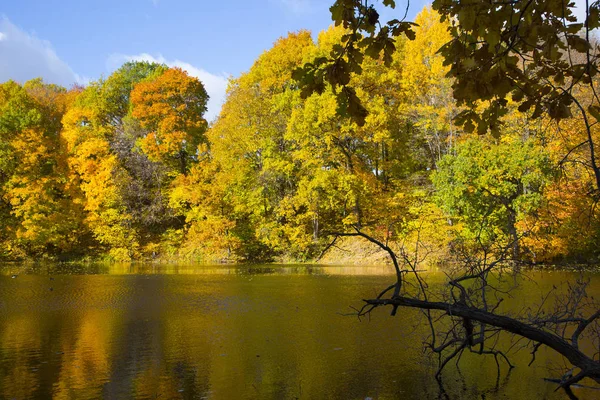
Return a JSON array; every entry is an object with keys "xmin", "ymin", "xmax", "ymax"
[{"xmin": 0, "ymin": 264, "xmax": 597, "ymax": 399}]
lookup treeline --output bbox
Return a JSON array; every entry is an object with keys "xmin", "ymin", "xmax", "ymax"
[{"xmin": 1, "ymin": 8, "xmax": 599, "ymax": 263}]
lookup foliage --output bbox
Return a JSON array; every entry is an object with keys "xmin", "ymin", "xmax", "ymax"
[
  {"xmin": 0, "ymin": 80, "xmax": 83, "ymax": 259},
  {"xmin": 433, "ymin": 134, "xmax": 554, "ymax": 258},
  {"xmin": 131, "ymin": 67, "xmax": 208, "ymax": 174},
  {"xmin": 0, "ymin": 7, "xmax": 599, "ymax": 265},
  {"xmin": 59, "ymin": 62, "xmax": 207, "ymax": 261}
]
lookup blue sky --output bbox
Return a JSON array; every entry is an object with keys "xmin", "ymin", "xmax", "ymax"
[{"xmin": 0, "ymin": 0, "xmax": 585, "ymax": 120}]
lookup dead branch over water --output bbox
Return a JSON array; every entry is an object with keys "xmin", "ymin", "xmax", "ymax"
[{"xmin": 327, "ymin": 224, "xmax": 600, "ymax": 399}]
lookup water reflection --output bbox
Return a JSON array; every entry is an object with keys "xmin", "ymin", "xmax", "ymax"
[
  {"xmin": 0, "ymin": 266, "xmax": 597, "ymax": 399},
  {"xmin": 0, "ymin": 262, "xmax": 400, "ymax": 277}
]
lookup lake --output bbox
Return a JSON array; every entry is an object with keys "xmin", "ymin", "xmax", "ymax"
[{"xmin": 0, "ymin": 264, "xmax": 598, "ymax": 399}]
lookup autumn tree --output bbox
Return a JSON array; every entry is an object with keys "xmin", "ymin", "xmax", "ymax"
[
  {"xmin": 0, "ymin": 79, "xmax": 83, "ymax": 259},
  {"xmin": 61, "ymin": 83, "xmax": 140, "ymax": 261},
  {"xmin": 299, "ymin": 1, "xmax": 600, "ymax": 190},
  {"xmin": 299, "ymin": 2, "xmax": 600, "ymax": 396},
  {"xmin": 398, "ymin": 6, "xmax": 456, "ymax": 166},
  {"xmin": 169, "ymin": 146, "xmax": 240, "ymax": 261},
  {"xmin": 193, "ymin": 31, "xmax": 316, "ymax": 261},
  {"xmin": 520, "ymin": 111, "xmax": 600, "ymax": 262},
  {"xmin": 61, "ymin": 63, "xmax": 185, "ymax": 260},
  {"xmin": 105, "ymin": 63, "xmax": 188, "ymax": 256},
  {"xmin": 131, "ymin": 67, "xmax": 208, "ymax": 175}
]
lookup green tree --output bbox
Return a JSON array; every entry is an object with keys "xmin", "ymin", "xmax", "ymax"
[{"xmin": 433, "ymin": 134, "xmax": 553, "ymax": 259}]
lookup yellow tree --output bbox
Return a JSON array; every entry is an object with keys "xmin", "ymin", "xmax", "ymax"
[
  {"xmin": 169, "ymin": 146, "xmax": 240, "ymax": 261},
  {"xmin": 60, "ymin": 62, "xmax": 198, "ymax": 261},
  {"xmin": 398, "ymin": 7, "xmax": 457, "ymax": 167},
  {"xmin": 191, "ymin": 31, "xmax": 316, "ymax": 260},
  {"xmin": 519, "ymin": 114, "xmax": 600, "ymax": 262},
  {"xmin": 61, "ymin": 83, "xmax": 140, "ymax": 261},
  {"xmin": 287, "ymin": 22, "xmax": 449, "ymax": 260},
  {"xmin": 0, "ymin": 80, "xmax": 84, "ymax": 258}
]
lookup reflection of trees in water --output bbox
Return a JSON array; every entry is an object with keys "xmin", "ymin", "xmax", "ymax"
[
  {"xmin": 0, "ymin": 262, "xmax": 403, "ymax": 277},
  {"xmin": 100, "ymin": 263, "xmax": 399, "ymax": 276},
  {"xmin": 0, "ymin": 272, "xmax": 597, "ymax": 398}
]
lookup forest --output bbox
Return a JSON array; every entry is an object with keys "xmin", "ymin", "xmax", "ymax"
[
  {"xmin": 0, "ymin": 6, "xmax": 599, "ymax": 266},
  {"xmin": 2, "ymin": 1, "xmax": 600, "ymax": 397}
]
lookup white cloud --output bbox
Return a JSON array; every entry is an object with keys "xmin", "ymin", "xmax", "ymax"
[
  {"xmin": 0, "ymin": 17, "xmax": 84, "ymax": 87},
  {"xmin": 107, "ymin": 53, "xmax": 229, "ymax": 122}
]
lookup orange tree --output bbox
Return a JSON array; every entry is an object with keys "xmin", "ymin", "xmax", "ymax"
[{"xmin": 131, "ymin": 67, "xmax": 208, "ymax": 175}]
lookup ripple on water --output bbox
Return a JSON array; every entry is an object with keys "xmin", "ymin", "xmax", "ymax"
[{"xmin": 0, "ymin": 268, "xmax": 597, "ymax": 399}]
